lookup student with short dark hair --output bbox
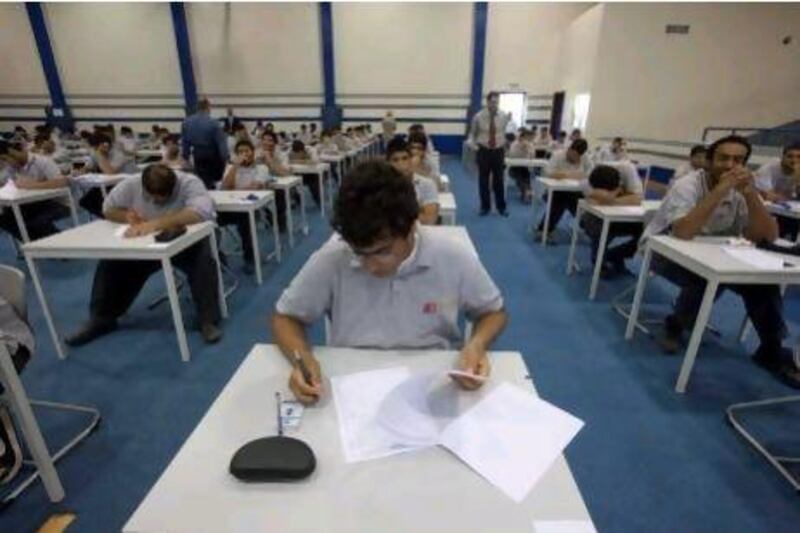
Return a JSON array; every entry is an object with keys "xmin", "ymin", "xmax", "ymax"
[
  {"xmin": 507, "ymin": 128, "xmax": 535, "ymax": 203},
  {"xmin": 407, "ymin": 133, "xmax": 440, "ymax": 185},
  {"xmin": 640, "ymin": 135, "xmax": 799, "ymax": 387},
  {"xmin": 673, "ymin": 144, "xmax": 708, "ymax": 182},
  {"xmin": 66, "ymin": 164, "xmax": 223, "ymax": 346},
  {"xmin": 271, "ymin": 161, "xmax": 507, "ymax": 404},
  {"xmin": 160, "ymin": 133, "xmax": 190, "ymax": 171},
  {"xmin": 580, "ymin": 162, "xmax": 644, "ymax": 277},
  {"xmin": 755, "ymin": 142, "xmax": 800, "ymax": 239},
  {"xmin": 536, "ymin": 138, "xmax": 593, "ymax": 239},
  {"xmin": 0, "ymin": 140, "xmax": 70, "ymax": 241},
  {"xmin": 386, "ymin": 137, "xmax": 439, "ymax": 225}
]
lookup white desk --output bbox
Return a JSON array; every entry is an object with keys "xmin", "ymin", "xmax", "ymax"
[
  {"xmin": 210, "ymin": 190, "xmax": 281, "ymax": 285},
  {"xmin": 124, "ymin": 345, "xmax": 592, "ymax": 533},
  {"xmin": 319, "ymin": 153, "xmax": 346, "ymax": 184},
  {"xmin": 289, "ymin": 162, "xmax": 332, "ymax": 217},
  {"xmin": 439, "ymin": 192, "xmax": 457, "ymax": 225},
  {"xmin": 505, "ymin": 157, "xmax": 549, "ymax": 171},
  {"xmin": 626, "ymin": 235, "xmax": 800, "ymax": 392},
  {"xmin": 439, "ymin": 173, "xmax": 450, "ymax": 192},
  {"xmin": 71, "ymin": 173, "xmax": 129, "ymax": 199},
  {"xmin": 0, "ymin": 187, "xmax": 79, "ymax": 243},
  {"xmin": 22, "ymin": 220, "xmax": 227, "ymax": 363},
  {"xmin": 765, "ymin": 201, "xmax": 800, "ymax": 223},
  {"xmin": 136, "ymin": 149, "xmax": 162, "ymax": 162},
  {"xmin": 270, "ymin": 176, "xmax": 308, "ymax": 248},
  {"xmin": 534, "ymin": 177, "xmax": 584, "ymax": 245},
  {"xmin": 567, "ymin": 200, "xmax": 662, "ymax": 299}
]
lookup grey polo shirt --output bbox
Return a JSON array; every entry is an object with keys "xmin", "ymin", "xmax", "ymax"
[
  {"xmin": 756, "ymin": 159, "xmax": 796, "ymax": 198},
  {"xmin": 225, "ymin": 163, "xmax": 273, "ymax": 189},
  {"xmin": 507, "ymin": 140, "xmax": 534, "ymax": 159},
  {"xmin": 546, "ymin": 149, "xmax": 593, "ymax": 179},
  {"xmin": 470, "ymin": 108, "xmax": 511, "ymax": 149},
  {"xmin": 413, "ymin": 174, "xmax": 439, "ymax": 206},
  {"xmin": 0, "ymin": 153, "xmax": 61, "ymax": 184},
  {"xmin": 275, "ymin": 226, "xmax": 504, "ymax": 349},
  {"xmin": 102, "ymin": 171, "xmax": 215, "ymax": 221},
  {"xmin": 583, "ymin": 161, "xmax": 643, "ymax": 196},
  {"xmin": 641, "ymin": 169, "xmax": 748, "ymax": 243}
]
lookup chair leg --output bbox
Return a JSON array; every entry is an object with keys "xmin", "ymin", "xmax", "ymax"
[
  {"xmin": 727, "ymin": 396, "xmax": 800, "ymax": 491},
  {"xmin": 1, "ymin": 399, "xmax": 101, "ymax": 506}
]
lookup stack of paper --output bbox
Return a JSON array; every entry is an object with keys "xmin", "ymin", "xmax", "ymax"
[{"xmin": 332, "ymin": 367, "xmax": 585, "ymax": 503}]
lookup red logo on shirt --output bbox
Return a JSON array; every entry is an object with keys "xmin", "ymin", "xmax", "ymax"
[{"xmin": 422, "ymin": 302, "xmax": 438, "ymax": 314}]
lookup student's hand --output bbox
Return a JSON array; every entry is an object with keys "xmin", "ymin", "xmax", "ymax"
[
  {"xmin": 289, "ymin": 356, "xmax": 323, "ymax": 405},
  {"xmin": 126, "ymin": 209, "xmax": 145, "ymax": 225},
  {"xmin": 14, "ymin": 177, "xmax": 38, "ymax": 189},
  {"xmin": 452, "ymin": 342, "xmax": 490, "ymax": 391},
  {"xmin": 124, "ymin": 221, "xmax": 159, "ymax": 238},
  {"xmin": 718, "ymin": 167, "xmax": 749, "ymax": 193}
]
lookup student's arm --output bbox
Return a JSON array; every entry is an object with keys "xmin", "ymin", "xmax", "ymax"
[
  {"xmin": 469, "ymin": 113, "xmax": 480, "ymax": 147},
  {"xmin": 96, "ymin": 154, "xmax": 119, "ymax": 175},
  {"xmin": 611, "ymin": 192, "xmax": 643, "ymax": 206},
  {"xmin": 271, "ymin": 313, "xmax": 323, "ymax": 405},
  {"xmin": 455, "ymin": 309, "xmax": 508, "ymax": 390},
  {"xmin": 14, "ymin": 175, "xmax": 68, "ymax": 190},
  {"xmin": 124, "ymin": 208, "xmax": 203, "ymax": 237},
  {"xmin": 220, "ymin": 164, "xmax": 237, "ymax": 190},
  {"xmin": 742, "ymin": 178, "xmax": 779, "ymax": 243},
  {"xmin": 672, "ymin": 170, "xmax": 740, "ymax": 240},
  {"xmin": 419, "ymin": 203, "xmax": 439, "ymax": 225},
  {"xmin": 104, "ymin": 208, "xmax": 133, "ymax": 224}
]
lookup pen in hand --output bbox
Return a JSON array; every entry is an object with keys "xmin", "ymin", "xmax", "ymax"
[{"xmin": 293, "ymin": 350, "xmax": 315, "ymax": 387}]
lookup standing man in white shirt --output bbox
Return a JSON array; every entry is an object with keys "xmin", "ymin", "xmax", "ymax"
[{"xmin": 470, "ymin": 92, "xmax": 511, "ymax": 216}]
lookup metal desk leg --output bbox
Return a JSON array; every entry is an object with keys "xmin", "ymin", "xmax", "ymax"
[
  {"xmin": 566, "ymin": 203, "xmax": 584, "ymax": 275},
  {"xmin": 162, "ymin": 258, "xmax": 191, "ymax": 363},
  {"xmin": 24, "ymin": 255, "xmax": 66, "ymax": 359},
  {"xmin": 209, "ymin": 231, "xmax": 228, "ymax": 319},
  {"xmin": 11, "ymin": 204, "xmax": 30, "ymax": 243},
  {"xmin": 299, "ymin": 184, "xmax": 309, "ymax": 235},
  {"xmin": 284, "ymin": 188, "xmax": 295, "ymax": 248},
  {"xmin": 541, "ymin": 189, "xmax": 554, "ymax": 245},
  {"xmin": 66, "ymin": 191, "xmax": 79, "ymax": 227},
  {"xmin": 269, "ymin": 201, "xmax": 281, "ymax": 262},
  {"xmin": 589, "ymin": 218, "xmax": 611, "ymax": 300},
  {"xmin": 0, "ymin": 346, "xmax": 64, "ymax": 502},
  {"xmin": 248, "ymin": 210, "xmax": 262, "ymax": 285},
  {"xmin": 626, "ymin": 246, "xmax": 653, "ymax": 340},
  {"xmin": 675, "ymin": 279, "xmax": 719, "ymax": 393},
  {"xmin": 318, "ymin": 172, "xmax": 325, "ymax": 217}
]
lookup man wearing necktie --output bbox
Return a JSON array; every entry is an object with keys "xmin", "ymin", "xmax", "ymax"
[{"xmin": 470, "ymin": 92, "xmax": 511, "ymax": 216}]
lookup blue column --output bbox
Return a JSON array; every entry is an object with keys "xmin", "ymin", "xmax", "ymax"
[
  {"xmin": 467, "ymin": 2, "xmax": 489, "ymax": 133},
  {"xmin": 319, "ymin": 2, "xmax": 340, "ymax": 129},
  {"xmin": 170, "ymin": 2, "xmax": 198, "ymax": 114},
  {"xmin": 25, "ymin": 3, "xmax": 73, "ymax": 130}
]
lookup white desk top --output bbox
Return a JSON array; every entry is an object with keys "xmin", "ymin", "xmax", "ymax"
[
  {"xmin": 290, "ymin": 162, "xmax": 331, "ymax": 174},
  {"xmin": 647, "ymin": 235, "xmax": 800, "ymax": 283},
  {"xmin": 439, "ymin": 192, "xmax": 456, "ymax": 211},
  {"xmin": 124, "ymin": 345, "xmax": 591, "ymax": 533},
  {"xmin": 210, "ymin": 190, "xmax": 275, "ymax": 212},
  {"xmin": 23, "ymin": 219, "xmax": 215, "ymax": 260},
  {"xmin": 70, "ymin": 173, "xmax": 131, "ymax": 188},
  {"xmin": 271, "ymin": 175, "xmax": 302, "ymax": 188},
  {"xmin": 136, "ymin": 149, "xmax": 162, "ymax": 158},
  {"xmin": 0, "ymin": 186, "xmax": 72, "ymax": 206},
  {"xmin": 538, "ymin": 177, "xmax": 584, "ymax": 191},
  {"xmin": 580, "ymin": 199, "xmax": 662, "ymax": 221},
  {"xmin": 319, "ymin": 153, "xmax": 345, "ymax": 162},
  {"xmin": 506, "ymin": 157, "xmax": 549, "ymax": 168},
  {"xmin": 766, "ymin": 201, "xmax": 800, "ymax": 220}
]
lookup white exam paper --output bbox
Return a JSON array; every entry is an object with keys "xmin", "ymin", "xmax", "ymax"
[
  {"xmin": 723, "ymin": 246, "xmax": 791, "ymax": 270},
  {"xmin": 533, "ymin": 520, "xmax": 597, "ymax": 533},
  {"xmin": 439, "ymin": 382, "xmax": 584, "ymax": 503},
  {"xmin": 0, "ymin": 179, "xmax": 18, "ymax": 199}
]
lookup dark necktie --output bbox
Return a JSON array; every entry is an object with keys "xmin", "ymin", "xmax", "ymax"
[{"xmin": 488, "ymin": 111, "xmax": 497, "ymax": 149}]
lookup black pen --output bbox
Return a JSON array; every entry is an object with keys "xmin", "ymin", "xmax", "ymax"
[{"xmin": 293, "ymin": 350, "xmax": 314, "ymax": 385}]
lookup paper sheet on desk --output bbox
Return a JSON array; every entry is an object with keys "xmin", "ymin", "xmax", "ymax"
[
  {"xmin": 439, "ymin": 383, "xmax": 584, "ymax": 503},
  {"xmin": 723, "ymin": 247, "xmax": 792, "ymax": 270},
  {"xmin": 113, "ymin": 224, "xmax": 168, "ymax": 247},
  {"xmin": 0, "ymin": 179, "xmax": 18, "ymax": 198}
]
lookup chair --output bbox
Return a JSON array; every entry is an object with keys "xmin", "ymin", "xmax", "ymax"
[
  {"xmin": 727, "ymin": 395, "xmax": 800, "ymax": 491},
  {"xmin": 0, "ymin": 264, "xmax": 101, "ymax": 507}
]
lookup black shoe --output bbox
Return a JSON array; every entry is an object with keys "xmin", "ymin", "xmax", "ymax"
[
  {"xmin": 0, "ymin": 407, "xmax": 22, "ymax": 485},
  {"xmin": 479, "ymin": 209, "xmax": 489, "ymax": 217},
  {"xmin": 242, "ymin": 261, "xmax": 255, "ymax": 275},
  {"xmin": 656, "ymin": 319, "xmax": 683, "ymax": 354},
  {"xmin": 753, "ymin": 347, "xmax": 800, "ymax": 389},
  {"xmin": 498, "ymin": 210, "xmax": 509, "ymax": 217},
  {"xmin": 201, "ymin": 322, "xmax": 223, "ymax": 344},
  {"xmin": 65, "ymin": 319, "xmax": 118, "ymax": 347}
]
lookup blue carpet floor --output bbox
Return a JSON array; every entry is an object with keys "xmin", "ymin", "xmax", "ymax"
[{"xmin": 2, "ymin": 156, "xmax": 800, "ymax": 532}]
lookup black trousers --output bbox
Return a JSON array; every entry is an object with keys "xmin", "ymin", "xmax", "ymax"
[
  {"xmin": 538, "ymin": 191, "xmax": 582, "ymax": 231},
  {"xmin": 509, "ymin": 167, "xmax": 531, "ymax": 198},
  {"xmin": 476, "ymin": 147, "xmax": 506, "ymax": 212},
  {"xmin": 581, "ymin": 215, "xmax": 643, "ymax": 264},
  {"xmin": 652, "ymin": 255, "xmax": 786, "ymax": 353},
  {"xmin": 79, "ymin": 188, "xmax": 108, "ymax": 218},
  {"xmin": 301, "ymin": 174, "xmax": 322, "ymax": 207},
  {"xmin": 217, "ymin": 212, "xmax": 254, "ymax": 263},
  {"xmin": 193, "ymin": 152, "xmax": 226, "ymax": 190},
  {"xmin": 0, "ymin": 200, "xmax": 69, "ymax": 241},
  {"xmin": 777, "ymin": 215, "xmax": 799, "ymax": 241},
  {"xmin": 89, "ymin": 239, "xmax": 221, "ymax": 326}
]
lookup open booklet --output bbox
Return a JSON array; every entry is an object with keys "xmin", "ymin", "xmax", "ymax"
[{"xmin": 332, "ymin": 366, "xmax": 584, "ymax": 503}]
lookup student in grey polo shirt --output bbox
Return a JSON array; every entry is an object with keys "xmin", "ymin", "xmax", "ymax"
[
  {"xmin": 536, "ymin": 138, "xmax": 593, "ymax": 238},
  {"xmin": 640, "ymin": 135, "xmax": 800, "ymax": 388},
  {"xmin": 580, "ymin": 161, "xmax": 644, "ymax": 277},
  {"xmin": 66, "ymin": 164, "xmax": 223, "ymax": 346},
  {"xmin": 386, "ymin": 137, "xmax": 439, "ymax": 225},
  {"xmin": 755, "ymin": 142, "xmax": 800, "ymax": 239},
  {"xmin": 271, "ymin": 161, "xmax": 507, "ymax": 405},
  {"xmin": 0, "ymin": 139, "xmax": 70, "ymax": 241}
]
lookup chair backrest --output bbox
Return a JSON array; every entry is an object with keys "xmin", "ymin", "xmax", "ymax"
[{"xmin": 0, "ymin": 264, "xmax": 26, "ymax": 320}]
